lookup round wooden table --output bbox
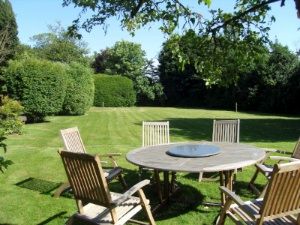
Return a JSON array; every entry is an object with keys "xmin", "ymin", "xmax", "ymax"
[{"xmin": 126, "ymin": 141, "xmax": 266, "ymax": 207}]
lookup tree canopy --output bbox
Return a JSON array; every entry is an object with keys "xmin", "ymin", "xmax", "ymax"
[
  {"xmin": 62, "ymin": 0, "xmax": 294, "ymax": 84},
  {"xmin": 92, "ymin": 40, "xmax": 164, "ymax": 104},
  {"xmin": 0, "ymin": 0, "xmax": 18, "ymax": 65},
  {"xmin": 93, "ymin": 40, "xmax": 147, "ymax": 79},
  {"xmin": 62, "ymin": 0, "xmax": 288, "ymax": 36},
  {"xmin": 30, "ymin": 24, "xmax": 90, "ymax": 65}
]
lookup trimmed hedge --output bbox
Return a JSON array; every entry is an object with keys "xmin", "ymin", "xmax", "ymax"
[
  {"xmin": 4, "ymin": 58, "xmax": 67, "ymax": 122},
  {"xmin": 62, "ymin": 63, "xmax": 94, "ymax": 115},
  {"xmin": 94, "ymin": 74, "xmax": 136, "ymax": 107}
]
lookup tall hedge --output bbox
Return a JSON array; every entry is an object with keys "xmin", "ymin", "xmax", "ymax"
[
  {"xmin": 62, "ymin": 63, "xmax": 94, "ymax": 115},
  {"xmin": 94, "ymin": 74, "xmax": 136, "ymax": 107},
  {"xmin": 4, "ymin": 58, "xmax": 67, "ymax": 122}
]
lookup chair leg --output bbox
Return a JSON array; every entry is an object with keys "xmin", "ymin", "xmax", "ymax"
[
  {"xmin": 259, "ymin": 183, "xmax": 268, "ymax": 198},
  {"xmin": 248, "ymin": 168, "xmax": 261, "ymax": 195},
  {"xmin": 53, "ymin": 181, "xmax": 71, "ymax": 198},
  {"xmin": 216, "ymin": 199, "xmax": 232, "ymax": 225},
  {"xmin": 139, "ymin": 166, "xmax": 143, "ymax": 181},
  {"xmin": 138, "ymin": 189, "xmax": 156, "ymax": 225},
  {"xmin": 198, "ymin": 172, "xmax": 203, "ymax": 182},
  {"xmin": 118, "ymin": 174, "xmax": 128, "ymax": 190}
]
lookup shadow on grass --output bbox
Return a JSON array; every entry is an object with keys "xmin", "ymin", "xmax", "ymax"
[
  {"xmin": 166, "ymin": 118, "xmax": 300, "ymax": 145},
  {"xmin": 36, "ymin": 212, "xmax": 68, "ymax": 225},
  {"xmin": 152, "ymin": 184, "xmax": 204, "ymax": 221},
  {"xmin": 121, "ymin": 169, "xmax": 205, "ymax": 220},
  {"xmin": 183, "ymin": 172, "xmax": 219, "ymax": 181},
  {"xmin": 234, "ymin": 180, "xmax": 266, "ymax": 199},
  {"xmin": 15, "ymin": 177, "xmax": 62, "ymax": 195}
]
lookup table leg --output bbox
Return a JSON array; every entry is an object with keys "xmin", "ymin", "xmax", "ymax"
[
  {"xmin": 170, "ymin": 172, "xmax": 176, "ymax": 193},
  {"xmin": 219, "ymin": 170, "xmax": 234, "ymax": 206},
  {"xmin": 153, "ymin": 170, "xmax": 163, "ymax": 203},
  {"xmin": 163, "ymin": 171, "xmax": 170, "ymax": 200},
  {"xmin": 151, "ymin": 170, "xmax": 180, "ymax": 213},
  {"xmin": 219, "ymin": 171, "xmax": 225, "ymax": 205}
]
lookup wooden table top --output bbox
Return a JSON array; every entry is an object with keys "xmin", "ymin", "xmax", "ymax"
[{"xmin": 126, "ymin": 141, "xmax": 266, "ymax": 173}]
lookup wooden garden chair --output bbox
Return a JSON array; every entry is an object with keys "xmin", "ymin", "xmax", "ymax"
[
  {"xmin": 217, "ymin": 160, "xmax": 300, "ymax": 225},
  {"xmin": 198, "ymin": 119, "xmax": 240, "ymax": 181},
  {"xmin": 141, "ymin": 121, "xmax": 172, "ymax": 203},
  {"xmin": 59, "ymin": 150, "xmax": 156, "ymax": 225},
  {"xmin": 249, "ymin": 137, "xmax": 300, "ymax": 195},
  {"xmin": 141, "ymin": 121, "xmax": 170, "ymax": 179},
  {"xmin": 142, "ymin": 121, "xmax": 170, "ymax": 147},
  {"xmin": 54, "ymin": 127, "xmax": 126, "ymax": 197},
  {"xmin": 212, "ymin": 119, "xmax": 240, "ymax": 144}
]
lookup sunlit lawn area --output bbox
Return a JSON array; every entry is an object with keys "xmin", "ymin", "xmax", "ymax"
[{"xmin": 1, "ymin": 107, "xmax": 300, "ymax": 225}]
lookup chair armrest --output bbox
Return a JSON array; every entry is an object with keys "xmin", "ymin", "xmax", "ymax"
[
  {"xmin": 220, "ymin": 186, "xmax": 245, "ymax": 206},
  {"xmin": 98, "ymin": 153, "xmax": 122, "ymax": 157},
  {"xmin": 269, "ymin": 156, "xmax": 299, "ymax": 162},
  {"xmin": 111, "ymin": 179, "xmax": 150, "ymax": 206},
  {"xmin": 97, "ymin": 153, "xmax": 122, "ymax": 167},
  {"xmin": 258, "ymin": 148, "xmax": 277, "ymax": 163},
  {"xmin": 219, "ymin": 186, "xmax": 260, "ymax": 220},
  {"xmin": 262, "ymin": 148, "xmax": 277, "ymax": 153}
]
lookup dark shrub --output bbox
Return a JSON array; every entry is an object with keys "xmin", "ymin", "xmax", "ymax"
[
  {"xmin": 4, "ymin": 58, "xmax": 67, "ymax": 122},
  {"xmin": 62, "ymin": 63, "xmax": 94, "ymax": 115},
  {"xmin": 94, "ymin": 74, "xmax": 136, "ymax": 107}
]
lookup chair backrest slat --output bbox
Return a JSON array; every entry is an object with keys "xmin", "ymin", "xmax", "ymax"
[
  {"xmin": 291, "ymin": 137, "xmax": 300, "ymax": 159},
  {"xmin": 59, "ymin": 151, "xmax": 112, "ymax": 207},
  {"xmin": 60, "ymin": 127, "xmax": 86, "ymax": 153},
  {"xmin": 143, "ymin": 121, "xmax": 170, "ymax": 147},
  {"xmin": 212, "ymin": 119, "xmax": 240, "ymax": 143},
  {"xmin": 259, "ymin": 161, "xmax": 300, "ymax": 221}
]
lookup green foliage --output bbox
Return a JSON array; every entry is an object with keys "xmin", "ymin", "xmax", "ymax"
[
  {"xmin": 62, "ymin": 63, "xmax": 94, "ymax": 115},
  {"xmin": 92, "ymin": 41, "xmax": 164, "ymax": 105},
  {"xmin": 4, "ymin": 58, "xmax": 67, "ymax": 122},
  {"xmin": 91, "ymin": 49, "xmax": 109, "ymax": 74},
  {"xmin": 159, "ymin": 35, "xmax": 300, "ymax": 114},
  {"xmin": 159, "ymin": 31, "xmax": 266, "ymax": 105},
  {"xmin": 63, "ymin": 0, "xmax": 280, "ymax": 83},
  {"xmin": 255, "ymin": 43, "xmax": 300, "ymax": 112},
  {"xmin": 165, "ymin": 30, "xmax": 268, "ymax": 85},
  {"xmin": 93, "ymin": 40, "xmax": 147, "ymax": 79},
  {"xmin": 0, "ymin": 96, "xmax": 23, "ymax": 134},
  {"xmin": 94, "ymin": 74, "xmax": 136, "ymax": 107},
  {"xmin": 134, "ymin": 74, "xmax": 165, "ymax": 105},
  {"xmin": 0, "ymin": 124, "xmax": 12, "ymax": 173},
  {"xmin": 262, "ymin": 43, "xmax": 299, "ymax": 86},
  {"xmin": 0, "ymin": 0, "xmax": 18, "ymax": 66},
  {"xmin": 62, "ymin": 0, "xmax": 269, "ymax": 36},
  {"xmin": 30, "ymin": 24, "xmax": 90, "ymax": 65},
  {"xmin": 0, "ymin": 97, "xmax": 14, "ymax": 173}
]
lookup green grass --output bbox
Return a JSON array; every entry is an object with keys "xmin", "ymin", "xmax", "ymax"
[{"xmin": 0, "ymin": 107, "xmax": 300, "ymax": 225}]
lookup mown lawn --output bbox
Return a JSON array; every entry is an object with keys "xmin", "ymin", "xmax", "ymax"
[{"xmin": 1, "ymin": 107, "xmax": 300, "ymax": 225}]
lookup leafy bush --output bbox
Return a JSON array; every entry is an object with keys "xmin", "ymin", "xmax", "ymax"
[
  {"xmin": 0, "ymin": 128, "xmax": 12, "ymax": 173},
  {"xmin": 62, "ymin": 63, "xmax": 94, "ymax": 115},
  {"xmin": 4, "ymin": 58, "xmax": 67, "ymax": 122},
  {"xmin": 0, "ymin": 97, "xmax": 15, "ymax": 172},
  {"xmin": 94, "ymin": 74, "xmax": 136, "ymax": 107},
  {"xmin": 0, "ymin": 96, "xmax": 23, "ymax": 134}
]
